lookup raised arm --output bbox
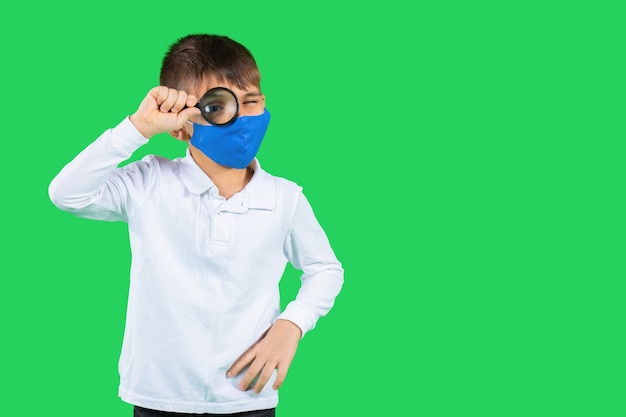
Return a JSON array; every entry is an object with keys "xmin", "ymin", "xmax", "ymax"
[{"xmin": 49, "ymin": 86, "xmax": 200, "ymax": 220}]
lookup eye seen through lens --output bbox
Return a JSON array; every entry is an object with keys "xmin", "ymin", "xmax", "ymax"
[{"xmin": 196, "ymin": 87, "xmax": 239, "ymax": 125}]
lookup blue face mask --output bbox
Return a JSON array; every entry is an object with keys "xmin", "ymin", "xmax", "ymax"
[{"xmin": 190, "ymin": 109, "xmax": 271, "ymax": 169}]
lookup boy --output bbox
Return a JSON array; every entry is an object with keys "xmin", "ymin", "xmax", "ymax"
[{"xmin": 48, "ymin": 34, "xmax": 343, "ymax": 417}]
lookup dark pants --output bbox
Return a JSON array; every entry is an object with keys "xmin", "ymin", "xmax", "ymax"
[{"xmin": 134, "ymin": 406, "xmax": 275, "ymax": 417}]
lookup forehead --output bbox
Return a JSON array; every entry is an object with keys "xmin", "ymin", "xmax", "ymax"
[{"xmin": 188, "ymin": 75, "xmax": 260, "ymax": 98}]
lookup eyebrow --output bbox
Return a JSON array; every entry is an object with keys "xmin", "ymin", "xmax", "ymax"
[{"xmin": 242, "ymin": 92, "xmax": 262, "ymax": 98}]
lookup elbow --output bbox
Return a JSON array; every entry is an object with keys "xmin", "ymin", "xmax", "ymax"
[
  {"xmin": 48, "ymin": 178, "xmax": 66, "ymax": 210},
  {"xmin": 48, "ymin": 177, "xmax": 85, "ymax": 211},
  {"xmin": 327, "ymin": 262, "xmax": 345, "ymax": 287},
  {"xmin": 305, "ymin": 263, "xmax": 344, "ymax": 297}
]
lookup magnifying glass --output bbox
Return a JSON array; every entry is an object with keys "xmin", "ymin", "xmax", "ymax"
[{"xmin": 194, "ymin": 87, "xmax": 239, "ymax": 126}]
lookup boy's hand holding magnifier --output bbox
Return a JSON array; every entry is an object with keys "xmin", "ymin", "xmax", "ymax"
[{"xmin": 130, "ymin": 86, "xmax": 239, "ymax": 140}]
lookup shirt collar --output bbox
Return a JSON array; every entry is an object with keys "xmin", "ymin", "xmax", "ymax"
[
  {"xmin": 179, "ymin": 148, "xmax": 216, "ymax": 195},
  {"xmin": 245, "ymin": 159, "xmax": 276, "ymax": 210},
  {"xmin": 178, "ymin": 149, "xmax": 275, "ymax": 210}
]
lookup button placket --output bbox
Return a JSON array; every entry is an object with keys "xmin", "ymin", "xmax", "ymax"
[{"xmin": 210, "ymin": 200, "xmax": 230, "ymax": 244}]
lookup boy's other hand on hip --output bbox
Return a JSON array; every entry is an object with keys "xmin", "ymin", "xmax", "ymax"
[{"xmin": 226, "ymin": 319, "xmax": 302, "ymax": 393}]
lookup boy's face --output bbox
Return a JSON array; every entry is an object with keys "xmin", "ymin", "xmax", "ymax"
[{"xmin": 185, "ymin": 76, "xmax": 266, "ymax": 129}]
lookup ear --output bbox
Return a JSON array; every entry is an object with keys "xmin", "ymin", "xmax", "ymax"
[{"xmin": 169, "ymin": 127, "xmax": 192, "ymax": 142}]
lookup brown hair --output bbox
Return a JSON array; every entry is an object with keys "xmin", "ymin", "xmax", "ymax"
[{"xmin": 160, "ymin": 34, "xmax": 261, "ymax": 91}]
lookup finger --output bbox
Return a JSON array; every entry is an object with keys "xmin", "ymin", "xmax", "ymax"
[
  {"xmin": 170, "ymin": 90, "xmax": 188, "ymax": 114},
  {"xmin": 227, "ymin": 353, "xmax": 254, "ymax": 378},
  {"xmin": 151, "ymin": 86, "xmax": 170, "ymax": 106},
  {"xmin": 186, "ymin": 94, "xmax": 198, "ymax": 108},
  {"xmin": 227, "ymin": 342, "xmax": 259, "ymax": 377},
  {"xmin": 176, "ymin": 94, "xmax": 200, "ymax": 123},
  {"xmin": 179, "ymin": 106, "xmax": 201, "ymax": 123},
  {"xmin": 253, "ymin": 363, "xmax": 277, "ymax": 393},
  {"xmin": 273, "ymin": 364, "xmax": 288, "ymax": 391},
  {"xmin": 160, "ymin": 88, "xmax": 179, "ymax": 113},
  {"xmin": 239, "ymin": 360, "xmax": 264, "ymax": 391}
]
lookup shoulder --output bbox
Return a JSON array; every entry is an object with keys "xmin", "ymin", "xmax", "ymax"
[
  {"xmin": 260, "ymin": 169, "xmax": 303, "ymax": 198},
  {"xmin": 114, "ymin": 155, "xmax": 185, "ymax": 192},
  {"xmin": 272, "ymin": 174, "xmax": 302, "ymax": 193},
  {"xmin": 121, "ymin": 154, "xmax": 182, "ymax": 174},
  {"xmin": 248, "ymin": 165, "xmax": 303, "ymax": 214}
]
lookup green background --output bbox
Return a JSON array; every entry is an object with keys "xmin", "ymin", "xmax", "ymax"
[{"xmin": 1, "ymin": 1, "xmax": 624, "ymax": 416}]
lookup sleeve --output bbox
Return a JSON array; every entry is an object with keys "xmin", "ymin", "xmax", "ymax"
[
  {"xmin": 278, "ymin": 191, "xmax": 344, "ymax": 337},
  {"xmin": 48, "ymin": 117, "xmax": 152, "ymax": 222}
]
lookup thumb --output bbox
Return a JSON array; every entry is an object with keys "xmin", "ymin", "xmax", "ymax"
[{"xmin": 178, "ymin": 106, "xmax": 201, "ymax": 123}]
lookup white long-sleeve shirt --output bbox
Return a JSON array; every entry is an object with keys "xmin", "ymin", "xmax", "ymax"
[{"xmin": 48, "ymin": 117, "xmax": 344, "ymax": 414}]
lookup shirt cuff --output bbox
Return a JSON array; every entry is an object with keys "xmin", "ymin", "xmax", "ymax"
[
  {"xmin": 107, "ymin": 116, "xmax": 150, "ymax": 155},
  {"xmin": 277, "ymin": 302, "xmax": 317, "ymax": 339}
]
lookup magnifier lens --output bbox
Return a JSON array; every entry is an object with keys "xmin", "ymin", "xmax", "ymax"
[{"xmin": 197, "ymin": 87, "xmax": 238, "ymax": 125}]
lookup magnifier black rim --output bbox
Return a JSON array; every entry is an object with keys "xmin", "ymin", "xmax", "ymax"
[{"xmin": 195, "ymin": 87, "xmax": 239, "ymax": 126}]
